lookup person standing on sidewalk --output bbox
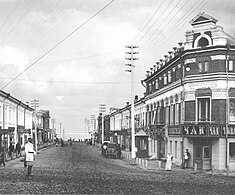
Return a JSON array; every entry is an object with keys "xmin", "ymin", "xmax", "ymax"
[
  {"xmin": 183, "ymin": 149, "xmax": 190, "ymax": 169},
  {"xmin": 0, "ymin": 146, "xmax": 5, "ymax": 167},
  {"xmin": 16, "ymin": 142, "xmax": 21, "ymax": 157},
  {"xmin": 8, "ymin": 142, "xmax": 14, "ymax": 159},
  {"xmin": 25, "ymin": 137, "xmax": 36, "ymax": 177},
  {"xmin": 165, "ymin": 152, "xmax": 173, "ymax": 171}
]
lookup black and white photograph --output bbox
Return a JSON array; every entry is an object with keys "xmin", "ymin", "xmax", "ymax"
[{"xmin": 0, "ymin": 0, "xmax": 235, "ymax": 194}]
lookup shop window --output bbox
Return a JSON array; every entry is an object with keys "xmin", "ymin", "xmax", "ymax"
[
  {"xmin": 229, "ymin": 143, "xmax": 235, "ymax": 162},
  {"xmin": 197, "ymin": 97, "xmax": 210, "ymax": 121},
  {"xmin": 229, "ymin": 60, "xmax": 234, "ymax": 72},
  {"xmin": 229, "ymin": 98, "xmax": 235, "ymax": 122}
]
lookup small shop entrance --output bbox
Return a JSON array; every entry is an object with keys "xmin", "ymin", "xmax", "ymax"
[{"xmin": 193, "ymin": 139, "xmax": 212, "ymax": 170}]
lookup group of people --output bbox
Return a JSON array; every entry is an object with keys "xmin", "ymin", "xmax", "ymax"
[
  {"xmin": 165, "ymin": 149, "xmax": 190, "ymax": 171},
  {"xmin": 0, "ymin": 137, "xmax": 36, "ymax": 177}
]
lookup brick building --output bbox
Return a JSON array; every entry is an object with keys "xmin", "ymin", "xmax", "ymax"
[{"xmin": 143, "ymin": 12, "xmax": 235, "ymax": 170}]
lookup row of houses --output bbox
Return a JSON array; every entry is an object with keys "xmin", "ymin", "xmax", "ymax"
[
  {"xmin": 93, "ymin": 13, "xmax": 235, "ymax": 171},
  {"xmin": 0, "ymin": 90, "xmax": 53, "ymax": 152}
]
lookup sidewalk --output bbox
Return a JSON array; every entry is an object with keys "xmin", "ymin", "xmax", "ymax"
[
  {"xmin": 92, "ymin": 144, "xmax": 235, "ymax": 177},
  {"xmin": 3, "ymin": 142, "xmax": 54, "ymax": 164}
]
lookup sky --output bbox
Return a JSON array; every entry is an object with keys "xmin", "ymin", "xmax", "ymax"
[{"xmin": 0, "ymin": 0, "xmax": 234, "ymax": 140}]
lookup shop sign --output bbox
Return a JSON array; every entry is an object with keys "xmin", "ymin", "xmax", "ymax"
[
  {"xmin": 17, "ymin": 128, "xmax": 31, "ymax": 134},
  {"xmin": 0, "ymin": 127, "xmax": 15, "ymax": 134},
  {"xmin": 208, "ymin": 125, "xmax": 220, "ymax": 136},
  {"xmin": 149, "ymin": 124, "xmax": 165, "ymax": 135},
  {"xmin": 182, "ymin": 124, "xmax": 207, "ymax": 136},
  {"xmin": 168, "ymin": 126, "xmax": 181, "ymax": 136},
  {"xmin": 221, "ymin": 125, "xmax": 235, "ymax": 137}
]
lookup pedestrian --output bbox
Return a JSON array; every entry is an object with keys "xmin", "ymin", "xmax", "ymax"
[
  {"xmin": 16, "ymin": 142, "xmax": 21, "ymax": 157},
  {"xmin": 117, "ymin": 144, "xmax": 121, "ymax": 159},
  {"xmin": 8, "ymin": 142, "xmax": 14, "ymax": 159},
  {"xmin": 61, "ymin": 139, "xmax": 64, "ymax": 147},
  {"xmin": 25, "ymin": 137, "xmax": 36, "ymax": 177},
  {"xmin": 165, "ymin": 152, "xmax": 173, "ymax": 171},
  {"xmin": 183, "ymin": 149, "xmax": 190, "ymax": 169},
  {"xmin": 0, "ymin": 147, "xmax": 5, "ymax": 167}
]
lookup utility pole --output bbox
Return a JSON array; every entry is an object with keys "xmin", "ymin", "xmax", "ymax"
[
  {"xmin": 51, "ymin": 118, "xmax": 55, "ymax": 142},
  {"xmin": 125, "ymin": 45, "xmax": 139, "ymax": 160},
  {"xmin": 91, "ymin": 114, "xmax": 96, "ymax": 144},
  {"xmin": 63, "ymin": 128, "xmax": 65, "ymax": 140},
  {"xmin": 59, "ymin": 123, "xmax": 62, "ymax": 139},
  {"xmin": 31, "ymin": 99, "xmax": 39, "ymax": 152},
  {"xmin": 99, "ymin": 104, "xmax": 106, "ymax": 144}
]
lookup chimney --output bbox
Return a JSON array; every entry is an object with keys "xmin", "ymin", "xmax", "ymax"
[{"xmin": 134, "ymin": 95, "xmax": 138, "ymax": 102}]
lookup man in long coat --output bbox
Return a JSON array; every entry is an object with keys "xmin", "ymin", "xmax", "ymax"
[{"xmin": 25, "ymin": 137, "xmax": 36, "ymax": 176}]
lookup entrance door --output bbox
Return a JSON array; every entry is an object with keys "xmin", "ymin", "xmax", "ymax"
[{"xmin": 194, "ymin": 145, "xmax": 211, "ymax": 170}]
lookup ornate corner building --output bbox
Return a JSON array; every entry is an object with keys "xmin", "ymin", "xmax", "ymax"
[{"xmin": 143, "ymin": 12, "xmax": 235, "ymax": 170}]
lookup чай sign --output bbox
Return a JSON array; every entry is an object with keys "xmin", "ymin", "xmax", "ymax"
[{"xmin": 182, "ymin": 125, "xmax": 207, "ymax": 136}]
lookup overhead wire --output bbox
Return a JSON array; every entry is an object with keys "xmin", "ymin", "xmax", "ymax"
[
  {"xmin": 135, "ymin": 0, "xmax": 175, "ymax": 46},
  {"xmin": 0, "ymin": 0, "xmax": 116, "ymax": 90},
  {"xmin": 145, "ymin": 0, "xmax": 209, "ymax": 54},
  {"xmin": 138, "ymin": 0, "xmax": 184, "ymax": 50},
  {"xmin": 130, "ymin": 0, "xmax": 165, "ymax": 45}
]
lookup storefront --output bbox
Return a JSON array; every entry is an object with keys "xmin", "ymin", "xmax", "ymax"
[
  {"xmin": 148, "ymin": 124, "xmax": 166, "ymax": 159},
  {"xmin": 182, "ymin": 124, "xmax": 221, "ymax": 170}
]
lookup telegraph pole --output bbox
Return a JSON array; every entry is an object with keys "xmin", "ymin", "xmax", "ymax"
[
  {"xmin": 59, "ymin": 123, "xmax": 62, "ymax": 139},
  {"xmin": 125, "ymin": 45, "xmax": 139, "ymax": 160},
  {"xmin": 99, "ymin": 104, "xmax": 106, "ymax": 144},
  {"xmin": 51, "ymin": 118, "xmax": 55, "ymax": 142},
  {"xmin": 31, "ymin": 99, "xmax": 39, "ymax": 152}
]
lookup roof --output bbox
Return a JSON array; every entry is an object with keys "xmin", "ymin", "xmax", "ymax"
[
  {"xmin": 189, "ymin": 12, "xmax": 218, "ymax": 26},
  {"xmin": 135, "ymin": 130, "xmax": 148, "ymax": 137}
]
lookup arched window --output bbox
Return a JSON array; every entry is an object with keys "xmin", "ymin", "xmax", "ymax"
[{"xmin": 198, "ymin": 37, "xmax": 209, "ymax": 47}]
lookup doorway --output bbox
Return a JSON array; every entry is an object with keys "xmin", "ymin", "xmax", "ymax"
[{"xmin": 194, "ymin": 145, "xmax": 211, "ymax": 170}]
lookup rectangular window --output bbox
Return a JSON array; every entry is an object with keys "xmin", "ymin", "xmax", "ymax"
[
  {"xmin": 164, "ymin": 74, "xmax": 167, "ymax": 85},
  {"xmin": 165, "ymin": 107, "xmax": 169, "ymax": 125},
  {"xmin": 156, "ymin": 79, "xmax": 158, "ymax": 90},
  {"xmin": 175, "ymin": 141, "xmax": 177, "ymax": 158},
  {"xmin": 229, "ymin": 143, "xmax": 235, "ymax": 162},
  {"xmin": 204, "ymin": 61, "xmax": 209, "ymax": 72},
  {"xmin": 168, "ymin": 71, "xmax": 172, "ymax": 83},
  {"xmin": 229, "ymin": 98, "xmax": 235, "ymax": 122},
  {"xmin": 198, "ymin": 62, "xmax": 203, "ymax": 72},
  {"xmin": 175, "ymin": 103, "xmax": 179, "ymax": 125},
  {"xmin": 140, "ymin": 139, "xmax": 147, "ymax": 150},
  {"xmin": 229, "ymin": 60, "xmax": 234, "ymax": 71},
  {"xmin": 170, "ymin": 105, "xmax": 175, "ymax": 125},
  {"xmin": 197, "ymin": 97, "xmax": 210, "ymax": 121}
]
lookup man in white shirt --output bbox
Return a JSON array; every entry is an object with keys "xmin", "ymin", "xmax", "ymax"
[{"xmin": 25, "ymin": 137, "xmax": 36, "ymax": 176}]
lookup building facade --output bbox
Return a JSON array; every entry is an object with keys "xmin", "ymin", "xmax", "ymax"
[
  {"xmin": 99, "ymin": 12, "xmax": 235, "ymax": 171},
  {"xmin": 0, "ymin": 90, "xmax": 34, "ymax": 150},
  {"xmin": 143, "ymin": 12, "xmax": 235, "ymax": 170}
]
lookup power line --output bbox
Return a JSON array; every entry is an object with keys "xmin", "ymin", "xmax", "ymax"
[
  {"xmin": 1, "ymin": 0, "xmax": 116, "ymax": 90},
  {"xmin": 130, "ymin": 0, "xmax": 165, "ymax": 45}
]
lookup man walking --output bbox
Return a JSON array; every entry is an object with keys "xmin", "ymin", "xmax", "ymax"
[{"xmin": 25, "ymin": 137, "xmax": 36, "ymax": 177}]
